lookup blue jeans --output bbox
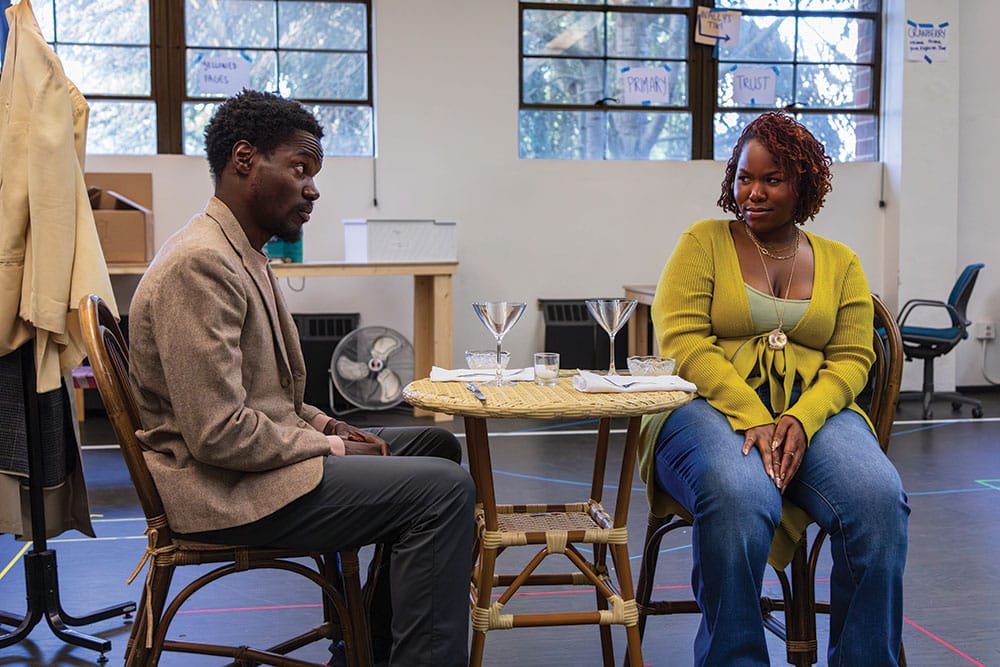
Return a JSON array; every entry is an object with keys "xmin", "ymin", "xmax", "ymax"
[{"xmin": 653, "ymin": 396, "xmax": 909, "ymax": 666}]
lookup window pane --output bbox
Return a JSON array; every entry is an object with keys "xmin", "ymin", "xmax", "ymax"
[
  {"xmin": 714, "ymin": 111, "xmax": 761, "ymax": 160},
  {"xmin": 720, "ymin": 15, "xmax": 795, "ymax": 62},
  {"xmin": 523, "ymin": 10, "xmax": 606, "ymax": 57},
  {"xmin": 523, "ymin": 57, "xmax": 606, "ymax": 105},
  {"xmin": 797, "ymin": 17, "xmax": 876, "ymax": 63},
  {"xmin": 519, "ymin": 110, "xmax": 607, "ymax": 160},
  {"xmin": 183, "ymin": 101, "xmax": 221, "ymax": 155},
  {"xmin": 714, "ymin": 111, "xmax": 877, "ymax": 161},
  {"xmin": 610, "ymin": 0, "xmax": 692, "ymax": 6},
  {"xmin": 717, "ymin": 64, "xmax": 793, "ymax": 108},
  {"xmin": 798, "ymin": 0, "xmax": 880, "ymax": 11},
  {"xmin": 185, "ymin": 0, "xmax": 276, "ymax": 48},
  {"xmin": 186, "ymin": 49, "xmax": 278, "ymax": 97},
  {"xmin": 519, "ymin": 109, "xmax": 689, "ymax": 160},
  {"xmin": 608, "ymin": 60, "xmax": 687, "ymax": 107},
  {"xmin": 280, "ymin": 51, "xmax": 367, "ymax": 99},
  {"xmin": 796, "ymin": 64, "xmax": 873, "ymax": 108},
  {"xmin": 717, "ymin": 0, "xmax": 795, "ymax": 9},
  {"xmin": 279, "ymin": 1, "xmax": 367, "ymax": 50},
  {"xmin": 607, "ymin": 111, "xmax": 691, "ymax": 159},
  {"xmin": 183, "ymin": 101, "xmax": 373, "ymax": 158},
  {"xmin": 59, "ymin": 45, "xmax": 151, "ymax": 95},
  {"xmin": 32, "ymin": 0, "xmax": 55, "ymax": 41},
  {"xmin": 56, "ymin": 0, "xmax": 148, "ymax": 44},
  {"xmin": 309, "ymin": 104, "xmax": 373, "ymax": 157},
  {"xmin": 607, "ymin": 12, "xmax": 686, "ymax": 59},
  {"xmin": 86, "ymin": 101, "xmax": 156, "ymax": 155},
  {"xmin": 796, "ymin": 112, "xmax": 877, "ymax": 161}
]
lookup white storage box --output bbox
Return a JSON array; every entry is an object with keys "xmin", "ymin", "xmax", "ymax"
[{"xmin": 343, "ymin": 219, "xmax": 457, "ymax": 262}]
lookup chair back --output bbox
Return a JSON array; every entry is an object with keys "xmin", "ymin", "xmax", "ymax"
[
  {"xmin": 80, "ymin": 294, "xmax": 170, "ymax": 529},
  {"xmin": 947, "ymin": 263, "xmax": 985, "ymax": 330},
  {"xmin": 867, "ymin": 295, "xmax": 904, "ymax": 453}
]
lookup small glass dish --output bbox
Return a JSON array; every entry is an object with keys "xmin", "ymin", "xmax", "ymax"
[
  {"xmin": 627, "ymin": 355, "xmax": 676, "ymax": 376},
  {"xmin": 465, "ymin": 349, "xmax": 510, "ymax": 370}
]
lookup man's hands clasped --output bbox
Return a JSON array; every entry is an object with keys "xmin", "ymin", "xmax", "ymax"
[
  {"xmin": 742, "ymin": 415, "xmax": 806, "ymax": 492},
  {"xmin": 325, "ymin": 419, "xmax": 390, "ymax": 456}
]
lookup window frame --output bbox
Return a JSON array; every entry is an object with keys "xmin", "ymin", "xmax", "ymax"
[
  {"xmin": 518, "ymin": 0, "xmax": 882, "ymax": 161},
  {"xmin": 45, "ymin": 0, "xmax": 374, "ymax": 155}
]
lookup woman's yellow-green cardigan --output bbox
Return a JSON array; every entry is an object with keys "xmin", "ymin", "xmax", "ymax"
[{"xmin": 638, "ymin": 219, "xmax": 875, "ymax": 568}]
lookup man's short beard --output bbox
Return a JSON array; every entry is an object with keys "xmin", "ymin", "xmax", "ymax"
[{"xmin": 274, "ymin": 225, "xmax": 302, "ymax": 243}]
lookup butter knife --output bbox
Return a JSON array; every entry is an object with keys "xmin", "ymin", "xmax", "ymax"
[{"xmin": 465, "ymin": 382, "xmax": 487, "ymax": 403}]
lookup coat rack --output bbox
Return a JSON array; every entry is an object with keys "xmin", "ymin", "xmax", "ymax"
[{"xmin": 0, "ymin": 341, "xmax": 136, "ymax": 662}]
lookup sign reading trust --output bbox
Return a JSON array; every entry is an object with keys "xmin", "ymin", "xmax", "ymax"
[{"xmin": 731, "ymin": 66, "xmax": 777, "ymax": 106}]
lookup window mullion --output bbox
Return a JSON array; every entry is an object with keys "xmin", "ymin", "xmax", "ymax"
[
  {"xmin": 153, "ymin": 0, "xmax": 185, "ymax": 153},
  {"xmin": 692, "ymin": 0, "xmax": 716, "ymax": 160}
]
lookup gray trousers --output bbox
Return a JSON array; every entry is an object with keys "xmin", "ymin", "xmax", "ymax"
[{"xmin": 179, "ymin": 427, "xmax": 474, "ymax": 666}]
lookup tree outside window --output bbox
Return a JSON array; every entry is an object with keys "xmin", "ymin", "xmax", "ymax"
[
  {"xmin": 25, "ymin": 0, "xmax": 373, "ymax": 157},
  {"xmin": 519, "ymin": 0, "xmax": 881, "ymax": 162}
]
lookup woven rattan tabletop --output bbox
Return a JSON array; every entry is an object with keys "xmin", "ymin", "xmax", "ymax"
[{"xmin": 403, "ymin": 375, "xmax": 692, "ymax": 419}]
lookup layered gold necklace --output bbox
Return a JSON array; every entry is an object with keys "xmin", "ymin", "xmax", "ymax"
[{"xmin": 744, "ymin": 224, "xmax": 800, "ymax": 350}]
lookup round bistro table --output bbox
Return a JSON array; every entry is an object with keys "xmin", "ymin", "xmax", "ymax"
[{"xmin": 403, "ymin": 375, "xmax": 693, "ymax": 667}]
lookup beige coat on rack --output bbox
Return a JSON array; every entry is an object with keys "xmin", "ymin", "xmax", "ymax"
[{"xmin": 0, "ymin": 0, "xmax": 117, "ymax": 539}]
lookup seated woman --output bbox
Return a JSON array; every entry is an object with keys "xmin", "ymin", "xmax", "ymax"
[{"xmin": 639, "ymin": 111, "xmax": 909, "ymax": 666}]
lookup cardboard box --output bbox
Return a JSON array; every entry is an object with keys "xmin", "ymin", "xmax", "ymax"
[
  {"xmin": 343, "ymin": 219, "xmax": 457, "ymax": 262},
  {"xmin": 86, "ymin": 173, "xmax": 154, "ymax": 263}
]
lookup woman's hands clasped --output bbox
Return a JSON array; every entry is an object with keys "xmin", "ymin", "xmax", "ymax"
[{"xmin": 742, "ymin": 415, "xmax": 806, "ymax": 492}]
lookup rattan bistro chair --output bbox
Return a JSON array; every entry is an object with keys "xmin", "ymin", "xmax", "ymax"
[
  {"xmin": 80, "ymin": 294, "xmax": 377, "ymax": 667},
  {"xmin": 633, "ymin": 294, "xmax": 906, "ymax": 666}
]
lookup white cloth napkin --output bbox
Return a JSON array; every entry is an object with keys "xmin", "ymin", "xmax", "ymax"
[
  {"xmin": 572, "ymin": 370, "xmax": 697, "ymax": 394},
  {"xmin": 430, "ymin": 366, "xmax": 535, "ymax": 382}
]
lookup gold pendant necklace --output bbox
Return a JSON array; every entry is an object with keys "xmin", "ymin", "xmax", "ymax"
[
  {"xmin": 745, "ymin": 224, "xmax": 799, "ymax": 350},
  {"xmin": 745, "ymin": 224, "xmax": 800, "ymax": 261}
]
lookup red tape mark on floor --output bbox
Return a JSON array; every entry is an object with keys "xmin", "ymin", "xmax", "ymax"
[{"xmin": 904, "ymin": 617, "xmax": 984, "ymax": 666}]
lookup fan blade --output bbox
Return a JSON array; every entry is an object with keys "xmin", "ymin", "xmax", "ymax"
[
  {"xmin": 370, "ymin": 335, "xmax": 402, "ymax": 361},
  {"xmin": 336, "ymin": 356, "xmax": 370, "ymax": 381},
  {"xmin": 375, "ymin": 368, "xmax": 402, "ymax": 402}
]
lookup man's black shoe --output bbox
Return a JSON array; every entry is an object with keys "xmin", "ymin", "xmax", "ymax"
[{"xmin": 326, "ymin": 638, "xmax": 391, "ymax": 667}]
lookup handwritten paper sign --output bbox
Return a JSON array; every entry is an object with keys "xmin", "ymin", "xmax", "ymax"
[
  {"xmin": 695, "ymin": 7, "xmax": 741, "ymax": 47},
  {"xmin": 198, "ymin": 54, "xmax": 252, "ymax": 95},
  {"xmin": 732, "ymin": 66, "xmax": 777, "ymax": 106},
  {"xmin": 906, "ymin": 20, "xmax": 949, "ymax": 63},
  {"xmin": 620, "ymin": 66, "xmax": 672, "ymax": 105}
]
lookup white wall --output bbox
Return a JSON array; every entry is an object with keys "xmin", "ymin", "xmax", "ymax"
[
  {"xmin": 957, "ymin": 0, "xmax": 1000, "ymax": 387},
  {"xmin": 89, "ymin": 0, "xmax": 1000, "ymax": 388}
]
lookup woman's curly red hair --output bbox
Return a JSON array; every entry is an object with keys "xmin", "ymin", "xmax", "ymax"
[{"xmin": 717, "ymin": 112, "xmax": 833, "ymax": 225}]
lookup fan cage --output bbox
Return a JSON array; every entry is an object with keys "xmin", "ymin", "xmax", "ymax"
[{"xmin": 329, "ymin": 326, "xmax": 414, "ymax": 413}]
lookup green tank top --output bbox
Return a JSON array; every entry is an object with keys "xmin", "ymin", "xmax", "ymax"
[{"xmin": 745, "ymin": 283, "xmax": 809, "ymax": 333}]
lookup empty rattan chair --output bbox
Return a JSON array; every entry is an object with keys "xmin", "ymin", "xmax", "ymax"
[
  {"xmin": 633, "ymin": 294, "xmax": 906, "ymax": 666},
  {"xmin": 80, "ymin": 294, "xmax": 377, "ymax": 667}
]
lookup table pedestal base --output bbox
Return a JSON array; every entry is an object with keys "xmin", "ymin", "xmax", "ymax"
[{"xmin": 465, "ymin": 418, "xmax": 644, "ymax": 667}]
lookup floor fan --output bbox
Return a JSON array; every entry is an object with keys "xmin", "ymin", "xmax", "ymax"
[{"xmin": 329, "ymin": 326, "xmax": 414, "ymax": 415}]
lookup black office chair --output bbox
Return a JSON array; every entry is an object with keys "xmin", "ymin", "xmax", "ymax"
[{"xmin": 897, "ymin": 262, "xmax": 985, "ymax": 419}]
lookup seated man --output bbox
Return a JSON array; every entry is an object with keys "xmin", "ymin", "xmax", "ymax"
[{"xmin": 128, "ymin": 89, "xmax": 474, "ymax": 667}]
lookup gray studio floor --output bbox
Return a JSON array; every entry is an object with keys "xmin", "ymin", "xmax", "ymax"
[{"xmin": 1, "ymin": 391, "xmax": 998, "ymax": 666}]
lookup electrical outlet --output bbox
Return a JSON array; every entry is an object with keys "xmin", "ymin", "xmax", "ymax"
[{"xmin": 973, "ymin": 321, "xmax": 996, "ymax": 340}]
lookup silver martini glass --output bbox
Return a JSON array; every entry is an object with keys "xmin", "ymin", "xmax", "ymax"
[
  {"xmin": 472, "ymin": 301, "xmax": 527, "ymax": 387},
  {"xmin": 585, "ymin": 298, "xmax": 638, "ymax": 375}
]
